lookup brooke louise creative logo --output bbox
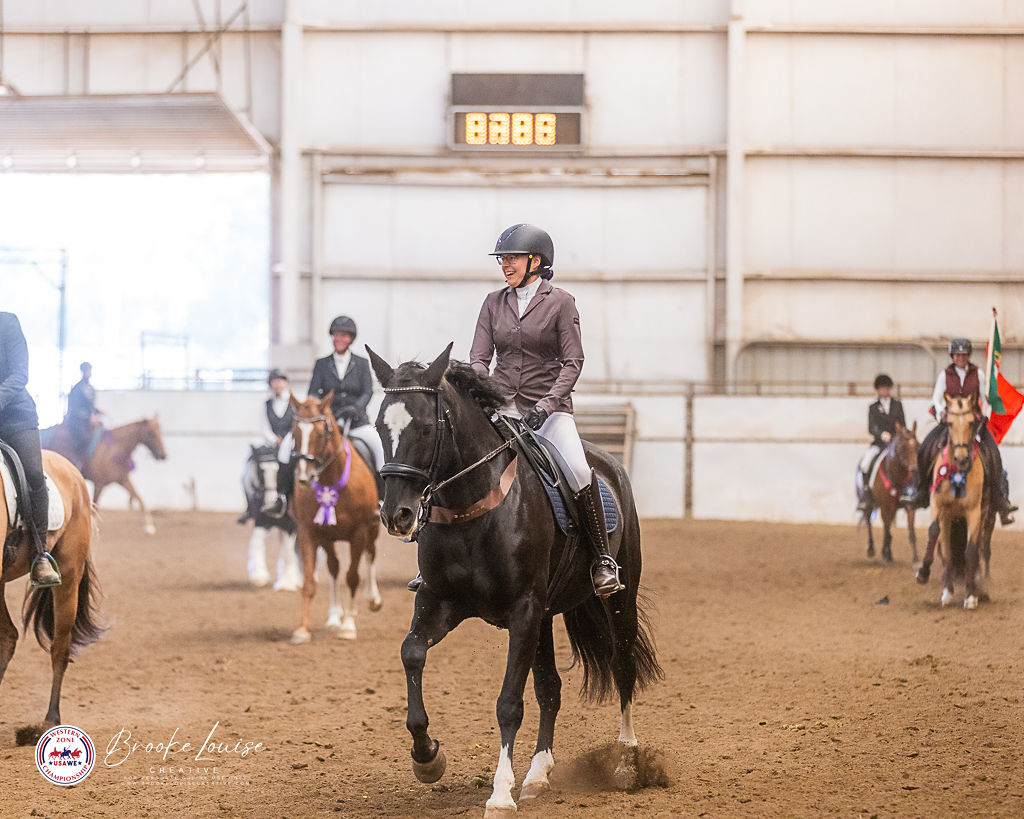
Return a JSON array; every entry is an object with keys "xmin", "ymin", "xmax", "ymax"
[{"xmin": 36, "ymin": 725, "xmax": 96, "ymax": 786}]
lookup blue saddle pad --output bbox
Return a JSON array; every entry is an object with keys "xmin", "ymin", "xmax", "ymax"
[{"xmin": 541, "ymin": 476, "xmax": 619, "ymax": 536}]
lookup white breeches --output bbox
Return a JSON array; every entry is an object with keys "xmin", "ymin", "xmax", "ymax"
[
  {"xmin": 859, "ymin": 444, "xmax": 881, "ymax": 474},
  {"xmin": 505, "ymin": 407, "xmax": 591, "ymax": 493}
]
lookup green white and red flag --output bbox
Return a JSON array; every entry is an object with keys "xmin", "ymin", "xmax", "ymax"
[{"xmin": 986, "ymin": 308, "xmax": 1024, "ymax": 444}]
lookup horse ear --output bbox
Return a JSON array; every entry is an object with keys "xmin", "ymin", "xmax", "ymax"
[
  {"xmin": 895, "ymin": 421, "xmax": 903, "ymax": 432},
  {"xmin": 366, "ymin": 345, "xmax": 394, "ymax": 387},
  {"xmin": 423, "ymin": 342, "xmax": 454, "ymax": 388},
  {"xmin": 289, "ymin": 392, "xmax": 300, "ymax": 409},
  {"xmin": 912, "ymin": 420, "xmax": 918, "ymax": 435},
  {"xmin": 321, "ymin": 390, "xmax": 334, "ymax": 414}
]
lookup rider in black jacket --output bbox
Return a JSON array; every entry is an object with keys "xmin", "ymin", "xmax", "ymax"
[{"xmin": 0, "ymin": 313, "xmax": 61, "ymax": 587}]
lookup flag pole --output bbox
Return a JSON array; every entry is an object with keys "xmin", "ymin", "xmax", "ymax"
[{"xmin": 986, "ymin": 306, "xmax": 998, "ymax": 414}]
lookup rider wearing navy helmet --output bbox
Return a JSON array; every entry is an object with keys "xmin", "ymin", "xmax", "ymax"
[
  {"xmin": 914, "ymin": 337, "xmax": 1017, "ymax": 525},
  {"xmin": 856, "ymin": 374, "xmax": 908, "ymax": 514},
  {"xmin": 409, "ymin": 223, "xmax": 623, "ymax": 597},
  {"xmin": 0, "ymin": 313, "xmax": 61, "ymax": 587}
]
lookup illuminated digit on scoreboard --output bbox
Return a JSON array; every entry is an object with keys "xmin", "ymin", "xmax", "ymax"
[
  {"xmin": 511, "ymin": 113, "xmax": 533, "ymax": 145},
  {"xmin": 488, "ymin": 112, "xmax": 511, "ymax": 145},
  {"xmin": 465, "ymin": 113, "xmax": 487, "ymax": 145},
  {"xmin": 535, "ymin": 113, "xmax": 556, "ymax": 145}
]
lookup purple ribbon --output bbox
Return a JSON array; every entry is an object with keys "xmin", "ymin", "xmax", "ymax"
[{"xmin": 311, "ymin": 439, "xmax": 351, "ymax": 526}]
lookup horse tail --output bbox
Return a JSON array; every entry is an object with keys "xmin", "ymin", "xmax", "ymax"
[
  {"xmin": 563, "ymin": 589, "xmax": 663, "ymax": 705},
  {"xmin": 24, "ymin": 514, "xmax": 105, "ymax": 654}
]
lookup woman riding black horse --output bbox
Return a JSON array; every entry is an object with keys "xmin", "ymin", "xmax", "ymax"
[
  {"xmin": 0, "ymin": 312, "xmax": 61, "ymax": 587},
  {"xmin": 407, "ymin": 224, "xmax": 622, "ymax": 597}
]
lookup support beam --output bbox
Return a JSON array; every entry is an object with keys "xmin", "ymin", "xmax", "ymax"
[{"xmin": 725, "ymin": 11, "xmax": 746, "ymax": 384}]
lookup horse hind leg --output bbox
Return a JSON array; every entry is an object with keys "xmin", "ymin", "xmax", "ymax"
[
  {"xmin": 246, "ymin": 527, "xmax": 271, "ymax": 587},
  {"xmin": 360, "ymin": 527, "xmax": 383, "ymax": 613},
  {"xmin": 120, "ymin": 477, "xmax": 155, "ymax": 535},
  {"xmin": 906, "ymin": 507, "xmax": 919, "ymax": 566},
  {"xmin": 520, "ymin": 616, "xmax": 560, "ymax": 802},
  {"xmin": 323, "ymin": 544, "xmax": 352, "ymax": 637},
  {"xmin": 881, "ymin": 510, "xmax": 894, "ymax": 563}
]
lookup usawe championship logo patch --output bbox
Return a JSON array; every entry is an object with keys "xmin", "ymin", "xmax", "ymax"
[{"xmin": 35, "ymin": 725, "xmax": 96, "ymax": 786}]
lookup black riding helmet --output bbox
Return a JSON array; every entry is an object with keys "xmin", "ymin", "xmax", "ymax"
[
  {"xmin": 873, "ymin": 374, "xmax": 893, "ymax": 390},
  {"xmin": 329, "ymin": 315, "xmax": 358, "ymax": 339},
  {"xmin": 489, "ymin": 224, "xmax": 555, "ymax": 272},
  {"xmin": 948, "ymin": 337, "xmax": 972, "ymax": 356}
]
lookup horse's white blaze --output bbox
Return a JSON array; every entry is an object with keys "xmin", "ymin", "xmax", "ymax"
[
  {"xmin": 247, "ymin": 526, "xmax": 270, "ymax": 586},
  {"xmin": 295, "ymin": 420, "xmax": 314, "ymax": 482},
  {"xmin": 618, "ymin": 702, "xmax": 638, "ymax": 746},
  {"xmin": 383, "ymin": 401, "xmax": 413, "ymax": 456},
  {"xmin": 521, "ymin": 749, "xmax": 554, "ymax": 794},
  {"xmin": 259, "ymin": 461, "xmax": 279, "ymax": 505},
  {"xmin": 485, "ymin": 744, "xmax": 517, "ymax": 812}
]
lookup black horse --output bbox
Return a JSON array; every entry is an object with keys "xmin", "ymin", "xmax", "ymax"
[
  {"xmin": 367, "ymin": 343, "xmax": 662, "ymax": 816},
  {"xmin": 240, "ymin": 444, "xmax": 300, "ymax": 589}
]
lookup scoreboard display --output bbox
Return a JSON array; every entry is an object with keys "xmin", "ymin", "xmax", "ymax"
[{"xmin": 449, "ymin": 74, "xmax": 584, "ymax": 151}]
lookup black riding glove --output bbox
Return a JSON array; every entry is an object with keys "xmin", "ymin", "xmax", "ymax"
[{"xmin": 524, "ymin": 406, "xmax": 549, "ymax": 431}]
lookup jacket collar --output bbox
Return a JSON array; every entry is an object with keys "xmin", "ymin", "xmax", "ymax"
[{"xmin": 503, "ymin": 278, "xmax": 553, "ymax": 319}]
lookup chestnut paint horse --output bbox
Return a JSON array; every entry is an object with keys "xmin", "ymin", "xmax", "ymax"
[
  {"xmin": 43, "ymin": 417, "xmax": 167, "ymax": 535},
  {"xmin": 862, "ymin": 422, "xmax": 920, "ymax": 564},
  {"xmin": 0, "ymin": 450, "xmax": 103, "ymax": 730},
  {"xmin": 915, "ymin": 395, "xmax": 988, "ymax": 609},
  {"xmin": 288, "ymin": 392, "xmax": 382, "ymax": 644}
]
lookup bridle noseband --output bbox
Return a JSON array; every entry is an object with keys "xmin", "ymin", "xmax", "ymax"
[{"xmin": 378, "ymin": 384, "xmax": 511, "ymax": 538}]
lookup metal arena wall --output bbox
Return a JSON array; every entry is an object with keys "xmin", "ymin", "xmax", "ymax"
[{"xmin": 3, "ymin": 1, "xmax": 1024, "ymax": 519}]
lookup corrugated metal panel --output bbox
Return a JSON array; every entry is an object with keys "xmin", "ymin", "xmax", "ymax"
[{"xmin": 0, "ymin": 93, "xmax": 270, "ymax": 172}]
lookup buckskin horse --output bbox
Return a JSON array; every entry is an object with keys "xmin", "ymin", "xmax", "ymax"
[
  {"xmin": 861, "ymin": 422, "xmax": 920, "ymax": 564},
  {"xmin": 42, "ymin": 417, "xmax": 167, "ymax": 535},
  {"xmin": 367, "ymin": 344, "xmax": 662, "ymax": 817},
  {"xmin": 915, "ymin": 395, "xmax": 989, "ymax": 609},
  {"xmin": 0, "ymin": 449, "xmax": 103, "ymax": 732},
  {"xmin": 287, "ymin": 392, "xmax": 382, "ymax": 644}
]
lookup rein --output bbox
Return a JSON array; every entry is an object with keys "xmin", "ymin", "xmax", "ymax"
[{"xmin": 379, "ymin": 384, "xmax": 515, "ymax": 536}]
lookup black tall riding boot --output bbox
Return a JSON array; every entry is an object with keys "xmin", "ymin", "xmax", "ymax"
[
  {"xmin": 574, "ymin": 469, "xmax": 624, "ymax": 598},
  {"xmin": 28, "ymin": 485, "xmax": 61, "ymax": 588}
]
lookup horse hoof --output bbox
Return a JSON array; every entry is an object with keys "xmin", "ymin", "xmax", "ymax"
[
  {"xmin": 249, "ymin": 576, "xmax": 270, "ymax": 588},
  {"xmin": 144, "ymin": 524, "xmax": 156, "ymax": 536},
  {"xmin": 274, "ymin": 582, "xmax": 300, "ymax": 592},
  {"xmin": 964, "ymin": 595, "xmax": 979, "ymax": 610},
  {"xmin": 368, "ymin": 598, "xmax": 383, "ymax": 612},
  {"xmin": 867, "ymin": 546, "xmax": 875, "ymax": 557},
  {"xmin": 941, "ymin": 589, "xmax": 955, "ymax": 607},
  {"xmin": 612, "ymin": 744, "xmax": 639, "ymax": 791},
  {"xmin": 289, "ymin": 629, "xmax": 311, "ymax": 645},
  {"xmin": 338, "ymin": 627, "xmax": 357, "ymax": 640},
  {"xmin": 483, "ymin": 805, "xmax": 518, "ymax": 818},
  {"xmin": 412, "ymin": 746, "xmax": 446, "ymax": 783},
  {"xmin": 520, "ymin": 780, "xmax": 549, "ymax": 801},
  {"xmin": 916, "ymin": 568, "xmax": 930, "ymax": 585}
]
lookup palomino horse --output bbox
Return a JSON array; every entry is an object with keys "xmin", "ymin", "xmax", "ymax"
[
  {"xmin": 288, "ymin": 392, "xmax": 382, "ymax": 644},
  {"xmin": 862, "ymin": 422, "xmax": 919, "ymax": 564},
  {"xmin": 0, "ymin": 450, "xmax": 103, "ymax": 730},
  {"xmin": 43, "ymin": 417, "xmax": 167, "ymax": 535},
  {"xmin": 240, "ymin": 445, "xmax": 301, "ymax": 590},
  {"xmin": 915, "ymin": 395, "xmax": 988, "ymax": 609},
  {"xmin": 368, "ymin": 345, "xmax": 663, "ymax": 817}
]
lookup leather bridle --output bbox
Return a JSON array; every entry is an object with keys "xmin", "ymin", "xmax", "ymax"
[{"xmin": 292, "ymin": 413, "xmax": 340, "ymax": 482}]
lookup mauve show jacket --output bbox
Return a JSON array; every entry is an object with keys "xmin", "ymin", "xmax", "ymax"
[{"xmin": 469, "ymin": 279, "xmax": 584, "ymax": 416}]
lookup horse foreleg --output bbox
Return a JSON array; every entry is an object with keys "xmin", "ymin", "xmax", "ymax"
[
  {"xmin": 291, "ymin": 530, "xmax": 318, "ymax": 645},
  {"xmin": 322, "ymin": 542, "xmax": 346, "ymax": 635},
  {"xmin": 273, "ymin": 531, "xmax": 301, "ymax": 592},
  {"xmin": 119, "ymin": 477, "xmax": 155, "ymax": 535},
  {"xmin": 486, "ymin": 596, "xmax": 545, "ymax": 817},
  {"xmin": 916, "ymin": 517, "xmax": 940, "ymax": 584},
  {"xmin": 939, "ymin": 517, "xmax": 955, "ymax": 608},
  {"xmin": 906, "ymin": 506, "xmax": 919, "ymax": 566},
  {"xmin": 865, "ymin": 511, "xmax": 875, "ymax": 557},
  {"xmin": 964, "ymin": 507, "xmax": 984, "ymax": 610},
  {"xmin": 880, "ymin": 506, "xmax": 894, "ymax": 563},
  {"xmin": 403, "ymin": 595, "xmax": 461, "ymax": 784},
  {"xmin": 0, "ymin": 584, "xmax": 17, "ymax": 686},
  {"xmin": 361, "ymin": 525, "xmax": 383, "ymax": 613},
  {"xmin": 521, "ymin": 616, "xmax": 560, "ymax": 802},
  {"xmin": 247, "ymin": 527, "xmax": 271, "ymax": 587}
]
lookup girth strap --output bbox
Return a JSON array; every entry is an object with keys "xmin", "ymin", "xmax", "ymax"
[{"xmin": 429, "ymin": 455, "xmax": 518, "ymax": 524}]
